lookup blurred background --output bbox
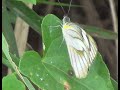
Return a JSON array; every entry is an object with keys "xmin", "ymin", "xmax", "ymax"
[{"xmin": 2, "ymin": 0, "xmax": 118, "ymax": 82}]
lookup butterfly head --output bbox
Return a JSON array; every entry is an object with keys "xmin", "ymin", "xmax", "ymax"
[
  {"xmin": 63, "ymin": 15, "xmax": 71, "ymax": 24},
  {"xmin": 62, "ymin": 15, "xmax": 73, "ymax": 30}
]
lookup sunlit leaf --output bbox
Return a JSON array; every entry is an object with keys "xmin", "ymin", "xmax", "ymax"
[
  {"xmin": 16, "ymin": 0, "xmax": 36, "ymax": 4},
  {"xmin": 2, "ymin": 73, "xmax": 25, "ymax": 90}
]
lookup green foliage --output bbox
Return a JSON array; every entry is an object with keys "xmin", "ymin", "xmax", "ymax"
[
  {"xmin": 81, "ymin": 25, "xmax": 118, "ymax": 40},
  {"xmin": 20, "ymin": 51, "xmax": 114, "ymax": 90},
  {"xmin": 2, "ymin": 74, "xmax": 26, "ymax": 90},
  {"xmin": 2, "ymin": 0, "xmax": 19, "ymax": 57},
  {"xmin": 7, "ymin": 0, "xmax": 42, "ymax": 34},
  {"xmin": 2, "ymin": 0, "xmax": 118, "ymax": 90},
  {"xmin": 111, "ymin": 77, "xmax": 118, "ymax": 90},
  {"xmin": 6, "ymin": 0, "xmax": 117, "ymax": 40},
  {"xmin": 2, "ymin": 33, "xmax": 11, "ymax": 60},
  {"xmin": 16, "ymin": 0, "xmax": 36, "ymax": 4},
  {"xmin": 41, "ymin": 14, "xmax": 62, "ymax": 53},
  {"xmin": 20, "ymin": 51, "xmax": 64, "ymax": 90},
  {"xmin": 2, "ymin": 33, "xmax": 36, "ymax": 90},
  {"xmin": 19, "ymin": 14, "xmax": 115, "ymax": 90}
]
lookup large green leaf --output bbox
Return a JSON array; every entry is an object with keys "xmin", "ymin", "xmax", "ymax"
[
  {"xmin": 41, "ymin": 14, "xmax": 62, "ymax": 53},
  {"xmin": 19, "ymin": 48, "xmax": 114, "ymax": 90},
  {"xmin": 19, "ymin": 51, "xmax": 64, "ymax": 90},
  {"xmin": 2, "ymin": 73, "xmax": 25, "ymax": 90}
]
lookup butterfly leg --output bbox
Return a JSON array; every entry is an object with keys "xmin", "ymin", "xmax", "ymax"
[{"xmin": 59, "ymin": 37, "xmax": 65, "ymax": 48}]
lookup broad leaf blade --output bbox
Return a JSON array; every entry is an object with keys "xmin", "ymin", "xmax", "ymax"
[
  {"xmin": 19, "ymin": 35, "xmax": 114, "ymax": 90},
  {"xmin": 2, "ymin": 73, "xmax": 26, "ymax": 90},
  {"xmin": 41, "ymin": 14, "xmax": 62, "ymax": 53},
  {"xmin": 19, "ymin": 51, "xmax": 64, "ymax": 90}
]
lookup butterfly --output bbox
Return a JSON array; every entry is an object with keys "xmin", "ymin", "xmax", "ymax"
[
  {"xmin": 61, "ymin": 16, "xmax": 97, "ymax": 78},
  {"xmin": 56, "ymin": 0, "xmax": 98, "ymax": 78}
]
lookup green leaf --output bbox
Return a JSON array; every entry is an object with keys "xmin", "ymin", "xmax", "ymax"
[
  {"xmin": 2, "ymin": 31, "xmax": 19, "ymax": 67},
  {"xmin": 16, "ymin": 0, "xmax": 36, "ymax": 4},
  {"xmin": 19, "ymin": 50, "xmax": 114, "ymax": 90},
  {"xmin": 19, "ymin": 51, "xmax": 64, "ymax": 90},
  {"xmin": 2, "ymin": 73, "xmax": 26, "ymax": 90},
  {"xmin": 2, "ymin": 0, "xmax": 19, "ymax": 57},
  {"xmin": 2, "ymin": 52, "xmax": 12, "ymax": 68},
  {"xmin": 110, "ymin": 77, "xmax": 118, "ymax": 90},
  {"xmin": 41, "ymin": 14, "xmax": 62, "ymax": 53},
  {"xmin": 6, "ymin": 0, "xmax": 42, "ymax": 34},
  {"xmin": 2, "ymin": 3, "xmax": 19, "ymax": 67},
  {"xmin": 2, "ymin": 33, "xmax": 11, "ymax": 60},
  {"xmin": 2, "ymin": 33, "xmax": 36, "ymax": 90},
  {"xmin": 2, "ymin": 52, "xmax": 19, "ymax": 68},
  {"xmin": 7, "ymin": 10, "xmax": 17, "ymax": 24},
  {"xmin": 22, "ymin": 77, "xmax": 36, "ymax": 90},
  {"xmin": 81, "ymin": 25, "xmax": 118, "ymax": 40}
]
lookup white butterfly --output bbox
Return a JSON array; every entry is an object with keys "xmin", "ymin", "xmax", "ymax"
[{"xmin": 62, "ymin": 16, "xmax": 97, "ymax": 78}]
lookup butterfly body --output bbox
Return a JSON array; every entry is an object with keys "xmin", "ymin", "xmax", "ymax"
[{"xmin": 62, "ymin": 16, "xmax": 97, "ymax": 78}]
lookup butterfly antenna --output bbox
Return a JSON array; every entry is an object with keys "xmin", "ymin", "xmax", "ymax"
[
  {"xmin": 57, "ymin": 0, "xmax": 66, "ymax": 15},
  {"xmin": 67, "ymin": 0, "xmax": 72, "ymax": 15}
]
